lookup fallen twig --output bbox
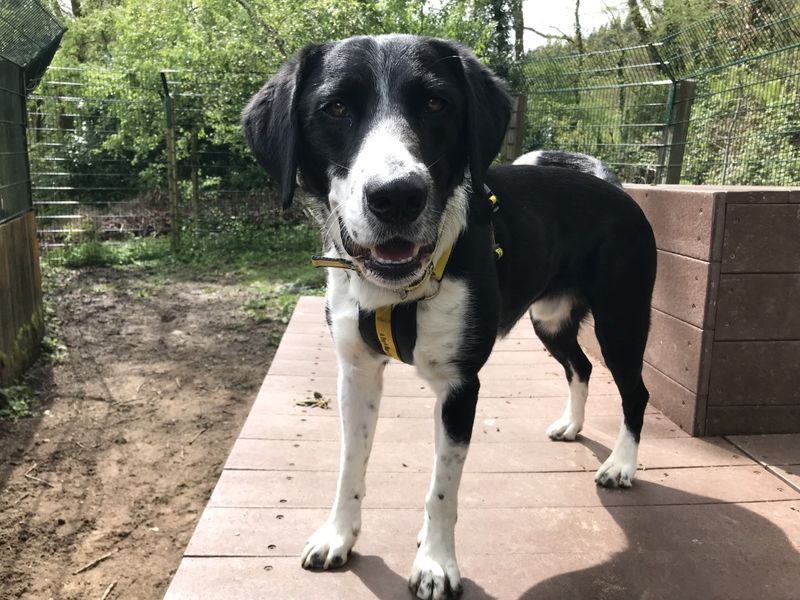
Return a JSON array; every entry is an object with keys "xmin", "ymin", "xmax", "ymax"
[
  {"xmin": 100, "ymin": 580, "xmax": 117, "ymax": 600},
  {"xmin": 73, "ymin": 549, "xmax": 118, "ymax": 575},
  {"xmin": 188, "ymin": 426, "xmax": 208, "ymax": 445},
  {"xmin": 24, "ymin": 463, "xmax": 54, "ymax": 488},
  {"xmin": 10, "ymin": 491, "xmax": 31, "ymax": 507}
]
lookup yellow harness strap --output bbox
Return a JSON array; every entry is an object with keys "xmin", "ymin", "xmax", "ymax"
[
  {"xmin": 374, "ymin": 305, "xmax": 400, "ymax": 360},
  {"xmin": 310, "ymin": 256, "xmax": 359, "ymax": 270}
]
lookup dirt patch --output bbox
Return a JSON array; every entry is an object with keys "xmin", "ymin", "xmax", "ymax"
[{"xmin": 0, "ymin": 265, "xmax": 289, "ymax": 599}]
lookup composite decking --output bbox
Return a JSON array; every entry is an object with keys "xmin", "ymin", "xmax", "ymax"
[{"xmin": 165, "ymin": 296, "xmax": 800, "ymax": 599}]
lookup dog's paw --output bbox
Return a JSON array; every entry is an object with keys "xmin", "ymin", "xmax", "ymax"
[
  {"xmin": 300, "ymin": 521, "xmax": 358, "ymax": 570},
  {"xmin": 408, "ymin": 547, "xmax": 462, "ymax": 600},
  {"xmin": 594, "ymin": 453, "xmax": 636, "ymax": 488},
  {"xmin": 546, "ymin": 414, "xmax": 582, "ymax": 441}
]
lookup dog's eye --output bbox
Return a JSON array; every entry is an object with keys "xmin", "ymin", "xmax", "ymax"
[
  {"xmin": 425, "ymin": 97, "xmax": 447, "ymax": 113},
  {"xmin": 324, "ymin": 101, "xmax": 348, "ymax": 118}
]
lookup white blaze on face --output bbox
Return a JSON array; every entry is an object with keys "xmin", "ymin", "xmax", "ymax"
[{"xmin": 332, "ymin": 119, "xmax": 431, "ymax": 247}]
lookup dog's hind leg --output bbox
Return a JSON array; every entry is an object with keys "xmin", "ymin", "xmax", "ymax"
[
  {"xmin": 530, "ymin": 297, "xmax": 592, "ymax": 441},
  {"xmin": 409, "ymin": 375, "xmax": 479, "ymax": 600},
  {"xmin": 301, "ymin": 298, "xmax": 387, "ymax": 570},
  {"xmin": 591, "ymin": 304, "xmax": 651, "ymax": 488}
]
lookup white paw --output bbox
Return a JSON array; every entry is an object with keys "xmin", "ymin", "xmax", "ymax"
[
  {"xmin": 300, "ymin": 520, "xmax": 359, "ymax": 570},
  {"xmin": 408, "ymin": 547, "xmax": 462, "ymax": 600},
  {"xmin": 594, "ymin": 453, "xmax": 636, "ymax": 488},
  {"xmin": 546, "ymin": 415, "xmax": 583, "ymax": 441}
]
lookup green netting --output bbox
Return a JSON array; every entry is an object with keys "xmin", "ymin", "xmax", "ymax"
[{"xmin": 0, "ymin": 0, "xmax": 65, "ymax": 86}]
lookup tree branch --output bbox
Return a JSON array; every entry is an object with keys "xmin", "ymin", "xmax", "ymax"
[
  {"xmin": 232, "ymin": 0, "xmax": 288, "ymax": 58},
  {"xmin": 524, "ymin": 26, "xmax": 573, "ymax": 43}
]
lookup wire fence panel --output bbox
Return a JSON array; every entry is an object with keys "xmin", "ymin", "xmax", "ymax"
[
  {"xmin": 27, "ymin": 66, "xmax": 282, "ymax": 247},
  {"xmin": 27, "ymin": 66, "xmax": 169, "ymax": 246},
  {"xmin": 519, "ymin": 0, "xmax": 800, "ymax": 185},
  {"xmin": 521, "ymin": 43, "xmax": 674, "ymax": 183},
  {"xmin": 159, "ymin": 69, "xmax": 278, "ymax": 238}
]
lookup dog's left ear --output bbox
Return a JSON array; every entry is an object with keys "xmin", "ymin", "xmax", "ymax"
[
  {"xmin": 242, "ymin": 44, "xmax": 321, "ymax": 209},
  {"xmin": 457, "ymin": 48, "xmax": 512, "ymax": 198}
]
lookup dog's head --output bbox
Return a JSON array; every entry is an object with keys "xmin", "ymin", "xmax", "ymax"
[{"xmin": 243, "ymin": 34, "xmax": 510, "ymax": 290}]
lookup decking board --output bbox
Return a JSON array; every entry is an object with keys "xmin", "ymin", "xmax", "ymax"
[{"xmin": 165, "ymin": 296, "xmax": 800, "ymax": 600}]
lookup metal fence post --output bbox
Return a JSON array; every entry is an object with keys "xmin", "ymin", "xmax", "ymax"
[
  {"xmin": 500, "ymin": 94, "xmax": 527, "ymax": 163},
  {"xmin": 160, "ymin": 71, "xmax": 180, "ymax": 250},
  {"xmin": 190, "ymin": 129, "xmax": 199, "ymax": 231},
  {"xmin": 658, "ymin": 79, "xmax": 697, "ymax": 184}
]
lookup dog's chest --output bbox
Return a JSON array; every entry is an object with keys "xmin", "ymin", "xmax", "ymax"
[
  {"xmin": 413, "ymin": 278, "xmax": 469, "ymax": 385},
  {"xmin": 329, "ymin": 275, "xmax": 470, "ymax": 388}
]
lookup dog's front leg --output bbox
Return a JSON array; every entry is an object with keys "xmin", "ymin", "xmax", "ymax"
[
  {"xmin": 409, "ymin": 375, "xmax": 478, "ymax": 600},
  {"xmin": 301, "ymin": 348, "xmax": 386, "ymax": 570}
]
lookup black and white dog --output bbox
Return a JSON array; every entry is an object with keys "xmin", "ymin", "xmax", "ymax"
[{"xmin": 243, "ymin": 34, "xmax": 656, "ymax": 600}]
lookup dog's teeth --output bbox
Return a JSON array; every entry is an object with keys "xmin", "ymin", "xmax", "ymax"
[{"xmin": 374, "ymin": 256, "xmax": 414, "ymax": 265}]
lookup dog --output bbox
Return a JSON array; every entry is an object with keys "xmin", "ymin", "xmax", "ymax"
[
  {"xmin": 243, "ymin": 34, "xmax": 656, "ymax": 600},
  {"xmin": 513, "ymin": 149, "xmax": 623, "ymax": 188}
]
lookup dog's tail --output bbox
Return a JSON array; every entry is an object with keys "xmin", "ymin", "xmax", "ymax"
[{"xmin": 513, "ymin": 150, "xmax": 623, "ymax": 188}]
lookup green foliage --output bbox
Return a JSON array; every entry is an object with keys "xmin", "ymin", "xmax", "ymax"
[
  {"xmin": 40, "ymin": 300, "xmax": 68, "ymax": 363},
  {"xmin": 44, "ymin": 235, "xmax": 171, "ymax": 268},
  {"xmin": 0, "ymin": 386, "xmax": 36, "ymax": 420},
  {"xmin": 519, "ymin": 0, "xmax": 800, "ymax": 186},
  {"xmin": 174, "ymin": 218, "xmax": 322, "ymax": 268}
]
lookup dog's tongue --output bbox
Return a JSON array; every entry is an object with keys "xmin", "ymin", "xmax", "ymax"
[{"xmin": 373, "ymin": 239, "xmax": 416, "ymax": 261}]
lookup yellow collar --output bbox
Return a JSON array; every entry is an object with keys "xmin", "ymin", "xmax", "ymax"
[{"xmin": 311, "ymin": 242, "xmax": 453, "ymax": 298}]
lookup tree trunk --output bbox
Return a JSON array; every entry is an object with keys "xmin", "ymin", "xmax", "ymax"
[{"xmin": 510, "ymin": 0, "xmax": 524, "ymax": 60}]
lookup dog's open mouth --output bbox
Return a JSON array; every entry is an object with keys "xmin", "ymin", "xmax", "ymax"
[{"xmin": 339, "ymin": 222, "xmax": 434, "ymax": 282}]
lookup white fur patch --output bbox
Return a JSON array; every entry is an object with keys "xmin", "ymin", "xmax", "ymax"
[
  {"xmin": 595, "ymin": 422, "xmax": 639, "ymax": 488},
  {"xmin": 546, "ymin": 365, "xmax": 587, "ymax": 441},
  {"xmin": 414, "ymin": 277, "xmax": 470, "ymax": 387},
  {"xmin": 337, "ymin": 119, "xmax": 432, "ymax": 247},
  {"xmin": 529, "ymin": 295, "xmax": 574, "ymax": 336},
  {"xmin": 512, "ymin": 150, "xmax": 543, "ymax": 166}
]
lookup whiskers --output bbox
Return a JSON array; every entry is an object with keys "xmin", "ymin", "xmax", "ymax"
[{"xmin": 320, "ymin": 203, "xmax": 343, "ymax": 244}]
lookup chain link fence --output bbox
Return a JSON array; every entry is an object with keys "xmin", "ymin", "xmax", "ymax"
[{"xmin": 520, "ymin": 0, "xmax": 800, "ymax": 185}]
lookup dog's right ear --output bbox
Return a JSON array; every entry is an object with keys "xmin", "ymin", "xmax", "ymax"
[{"xmin": 242, "ymin": 45, "xmax": 321, "ymax": 209}]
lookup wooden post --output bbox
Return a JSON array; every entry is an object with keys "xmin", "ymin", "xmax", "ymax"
[
  {"xmin": 160, "ymin": 72, "xmax": 180, "ymax": 250},
  {"xmin": 658, "ymin": 79, "xmax": 697, "ymax": 184},
  {"xmin": 190, "ymin": 129, "xmax": 199, "ymax": 231},
  {"xmin": 500, "ymin": 94, "xmax": 527, "ymax": 163}
]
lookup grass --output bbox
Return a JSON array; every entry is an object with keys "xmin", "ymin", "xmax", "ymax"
[
  {"xmin": 41, "ymin": 217, "xmax": 327, "ymax": 328},
  {"xmin": 0, "ymin": 386, "xmax": 36, "ymax": 420}
]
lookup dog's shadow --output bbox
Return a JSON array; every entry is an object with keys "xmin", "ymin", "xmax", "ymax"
[
  {"xmin": 518, "ymin": 436, "xmax": 800, "ymax": 600},
  {"xmin": 320, "ymin": 437, "xmax": 799, "ymax": 599}
]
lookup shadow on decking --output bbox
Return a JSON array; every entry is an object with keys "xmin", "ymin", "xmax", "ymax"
[
  {"xmin": 317, "ymin": 437, "xmax": 800, "ymax": 600},
  {"xmin": 518, "ymin": 438, "xmax": 800, "ymax": 600}
]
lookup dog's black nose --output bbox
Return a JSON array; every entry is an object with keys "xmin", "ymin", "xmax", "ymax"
[{"xmin": 365, "ymin": 175, "xmax": 427, "ymax": 223}]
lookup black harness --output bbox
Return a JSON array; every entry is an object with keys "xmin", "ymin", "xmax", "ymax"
[{"xmin": 313, "ymin": 187, "xmax": 503, "ymax": 365}]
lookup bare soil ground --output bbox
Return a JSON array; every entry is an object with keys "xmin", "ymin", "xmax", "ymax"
[{"xmin": 0, "ymin": 264, "xmax": 289, "ymax": 599}]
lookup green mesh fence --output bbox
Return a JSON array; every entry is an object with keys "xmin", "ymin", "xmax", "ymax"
[
  {"xmin": 0, "ymin": 0, "xmax": 64, "ymax": 224},
  {"xmin": 520, "ymin": 0, "xmax": 800, "ymax": 185}
]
